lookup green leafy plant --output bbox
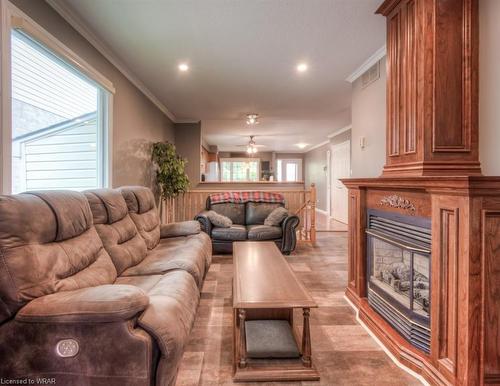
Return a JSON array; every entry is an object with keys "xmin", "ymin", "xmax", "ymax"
[{"xmin": 151, "ymin": 141, "xmax": 190, "ymax": 199}]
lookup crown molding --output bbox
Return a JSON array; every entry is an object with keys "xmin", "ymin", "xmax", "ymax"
[
  {"xmin": 328, "ymin": 125, "xmax": 352, "ymax": 138},
  {"xmin": 345, "ymin": 45, "xmax": 386, "ymax": 83},
  {"xmin": 45, "ymin": 0, "xmax": 177, "ymax": 122},
  {"xmin": 306, "ymin": 140, "xmax": 330, "ymax": 153},
  {"xmin": 306, "ymin": 125, "xmax": 352, "ymax": 153}
]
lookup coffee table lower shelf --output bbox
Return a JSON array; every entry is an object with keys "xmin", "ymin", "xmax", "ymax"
[
  {"xmin": 232, "ymin": 308, "xmax": 320, "ymax": 382},
  {"xmin": 233, "ymin": 359, "xmax": 320, "ymax": 382}
]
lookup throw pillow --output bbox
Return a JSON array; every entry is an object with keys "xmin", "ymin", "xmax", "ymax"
[
  {"xmin": 264, "ymin": 207, "xmax": 289, "ymax": 226},
  {"xmin": 206, "ymin": 210, "xmax": 232, "ymax": 228}
]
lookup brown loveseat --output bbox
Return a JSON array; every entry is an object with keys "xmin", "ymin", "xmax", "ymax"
[{"xmin": 0, "ymin": 186, "xmax": 211, "ymax": 386}]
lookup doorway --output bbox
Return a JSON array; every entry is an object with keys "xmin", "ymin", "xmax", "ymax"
[{"xmin": 330, "ymin": 140, "xmax": 350, "ymax": 224}]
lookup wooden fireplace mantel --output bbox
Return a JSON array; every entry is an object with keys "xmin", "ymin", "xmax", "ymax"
[
  {"xmin": 342, "ymin": 1, "xmax": 500, "ymax": 385},
  {"xmin": 342, "ymin": 176, "xmax": 500, "ymax": 386}
]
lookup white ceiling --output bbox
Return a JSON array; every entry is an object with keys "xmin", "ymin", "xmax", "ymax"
[
  {"xmin": 202, "ymin": 114, "xmax": 350, "ymax": 153},
  {"xmin": 55, "ymin": 0, "xmax": 386, "ymax": 151}
]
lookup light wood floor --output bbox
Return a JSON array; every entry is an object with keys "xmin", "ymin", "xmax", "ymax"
[
  {"xmin": 175, "ymin": 233, "xmax": 422, "ymax": 386},
  {"xmin": 315, "ymin": 211, "xmax": 348, "ymax": 232}
]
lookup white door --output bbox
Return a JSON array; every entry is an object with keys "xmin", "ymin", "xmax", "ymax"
[{"xmin": 330, "ymin": 141, "xmax": 350, "ymax": 224}]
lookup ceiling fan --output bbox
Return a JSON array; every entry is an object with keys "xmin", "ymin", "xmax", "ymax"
[{"xmin": 236, "ymin": 135, "xmax": 266, "ymax": 154}]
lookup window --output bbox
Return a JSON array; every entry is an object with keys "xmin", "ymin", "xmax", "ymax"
[
  {"xmin": 220, "ymin": 158, "xmax": 260, "ymax": 182},
  {"xmin": 10, "ymin": 31, "xmax": 108, "ymax": 193},
  {"xmin": 277, "ymin": 159, "xmax": 302, "ymax": 182},
  {"xmin": 0, "ymin": 2, "xmax": 114, "ymax": 194}
]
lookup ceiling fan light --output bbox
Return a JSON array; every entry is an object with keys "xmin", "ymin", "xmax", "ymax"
[
  {"xmin": 246, "ymin": 114, "xmax": 259, "ymax": 125},
  {"xmin": 252, "ymin": 147, "xmax": 258, "ymax": 153}
]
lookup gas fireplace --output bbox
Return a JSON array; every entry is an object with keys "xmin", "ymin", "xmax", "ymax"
[{"xmin": 366, "ymin": 210, "xmax": 431, "ymax": 353}]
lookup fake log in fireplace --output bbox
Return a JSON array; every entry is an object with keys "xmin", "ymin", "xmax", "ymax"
[{"xmin": 366, "ymin": 210, "xmax": 431, "ymax": 353}]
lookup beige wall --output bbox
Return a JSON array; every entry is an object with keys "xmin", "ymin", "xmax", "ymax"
[
  {"xmin": 174, "ymin": 122, "xmax": 202, "ymax": 187},
  {"xmin": 479, "ymin": 0, "xmax": 500, "ymax": 176},
  {"xmin": 350, "ymin": 58, "xmax": 386, "ymax": 178},
  {"xmin": 304, "ymin": 130, "xmax": 351, "ymax": 212},
  {"xmin": 303, "ymin": 108, "xmax": 352, "ymax": 212},
  {"xmin": 11, "ymin": 0, "xmax": 175, "ymax": 190},
  {"xmin": 304, "ymin": 143, "xmax": 329, "ymax": 211}
]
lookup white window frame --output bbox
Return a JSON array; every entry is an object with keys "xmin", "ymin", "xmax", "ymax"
[
  {"xmin": 220, "ymin": 158, "xmax": 261, "ymax": 182},
  {"xmin": 0, "ymin": 0, "xmax": 115, "ymax": 194},
  {"xmin": 277, "ymin": 158, "xmax": 303, "ymax": 182}
]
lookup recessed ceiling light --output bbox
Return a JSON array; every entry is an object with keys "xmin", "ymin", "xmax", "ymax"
[
  {"xmin": 296, "ymin": 143, "xmax": 309, "ymax": 149},
  {"xmin": 246, "ymin": 114, "xmax": 259, "ymax": 125},
  {"xmin": 297, "ymin": 63, "xmax": 308, "ymax": 73},
  {"xmin": 178, "ymin": 63, "xmax": 189, "ymax": 72}
]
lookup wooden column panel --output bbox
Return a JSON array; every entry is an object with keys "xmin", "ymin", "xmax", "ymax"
[
  {"xmin": 481, "ymin": 207, "xmax": 500, "ymax": 384},
  {"xmin": 378, "ymin": 0, "xmax": 481, "ymax": 176},
  {"xmin": 431, "ymin": 197, "xmax": 461, "ymax": 382},
  {"xmin": 345, "ymin": 188, "xmax": 366, "ymax": 306}
]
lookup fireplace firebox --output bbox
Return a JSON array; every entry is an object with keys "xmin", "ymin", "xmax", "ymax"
[{"xmin": 366, "ymin": 209, "xmax": 431, "ymax": 353}]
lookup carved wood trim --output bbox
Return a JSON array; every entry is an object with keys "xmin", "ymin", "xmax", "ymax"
[{"xmin": 379, "ymin": 194, "xmax": 416, "ymax": 213}]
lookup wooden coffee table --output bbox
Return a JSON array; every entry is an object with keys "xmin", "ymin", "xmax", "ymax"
[{"xmin": 232, "ymin": 241, "xmax": 319, "ymax": 382}]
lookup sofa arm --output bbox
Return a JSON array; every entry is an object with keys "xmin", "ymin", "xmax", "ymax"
[
  {"xmin": 281, "ymin": 215, "xmax": 300, "ymax": 255},
  {"xmin": 195, "ymin": 210, "xmax": 213, "ymax": 236},
  {"xmin": 16, "ymin": 285, "xmax": 148, "ymax": 323},
  {"xmin": 160, "ymin": 220, "xmax": 200, "ymax": 238}
]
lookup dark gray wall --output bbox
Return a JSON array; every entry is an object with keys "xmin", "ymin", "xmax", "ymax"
[{"xmin": 174, "ymin": 122, "xmax": 202, "ymax": 188}]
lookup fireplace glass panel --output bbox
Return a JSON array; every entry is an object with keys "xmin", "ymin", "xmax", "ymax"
[{"xmin": 370, "ymin": 238, "xmax": 430, "ymax": 319}]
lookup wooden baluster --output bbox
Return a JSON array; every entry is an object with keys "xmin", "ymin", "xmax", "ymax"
[
  {"xmin": 301, "ymin": 308, "xmax": 312, "ymax": 367},
  {"xmin": 238, "ymin": 309, "xmax": 247, "ymax": 368},
  {"xmin": 310, "ymin": 183, "xmax": 316, "ymax": 244}
]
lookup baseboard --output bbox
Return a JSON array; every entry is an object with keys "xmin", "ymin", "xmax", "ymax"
[
  {"xmin": 315, "ymin": 209, "xmax": 329, "ymax": 216},
  {"xmin": 343, "ymin": 294, "xmax": 430, "ymax": 386}
]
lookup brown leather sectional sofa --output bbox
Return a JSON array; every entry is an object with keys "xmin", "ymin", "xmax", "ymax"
[{"xmin": 0, "ymin": 186, "xmax": 211, "ymax": 386}]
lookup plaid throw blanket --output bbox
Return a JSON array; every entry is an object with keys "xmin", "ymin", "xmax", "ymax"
[{"xmin": 209, "ymin": 191, "xmax": 285, "ymax": 205}]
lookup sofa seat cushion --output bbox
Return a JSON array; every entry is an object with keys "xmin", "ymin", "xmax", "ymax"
[
  {"xmin": 119, "ymin": 235, "xmax": 207, "ymax": 287},
  {"xmin": 211, "ymin": 224, "xmax": 247, "ymax": 241},
  {"xmin": 247, "ymin": 225, "xmax": 282, "ymax": 240},
  {"xmin": 16, "ymin": 284, "xmax": 148, "ymax": 323},
  {"xmin": 136, "ymin": 270, "xmax": 199, "ymax": 386}
]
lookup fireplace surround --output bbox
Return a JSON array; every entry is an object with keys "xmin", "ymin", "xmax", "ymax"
[{"xmin": 342, "ymin": 1, "xmax": 500, "ymax": 385}]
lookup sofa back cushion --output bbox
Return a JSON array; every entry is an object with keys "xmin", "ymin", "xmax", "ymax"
[
  {"xmin": 118, "ymin": 186, "xmax": 160, "ymax": 249},
  {"xmin": 245, "ymin": 202, "xmax": 283, "ymax": 225},
  {"xmin": 0, "ymin": 191, "xmax": 117, "ymax": 323},
  {"xmin": 209, "ymin": 203, "xmax": 246, "ymax": 225},
  {"xmin": 85, "ymin": 189, "xmax": 148, "ymax": 275}
]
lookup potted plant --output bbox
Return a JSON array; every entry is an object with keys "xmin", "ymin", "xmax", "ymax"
[{"xmin": 151, "ymin": 141, "xmax": 190, "ymax": 222}]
